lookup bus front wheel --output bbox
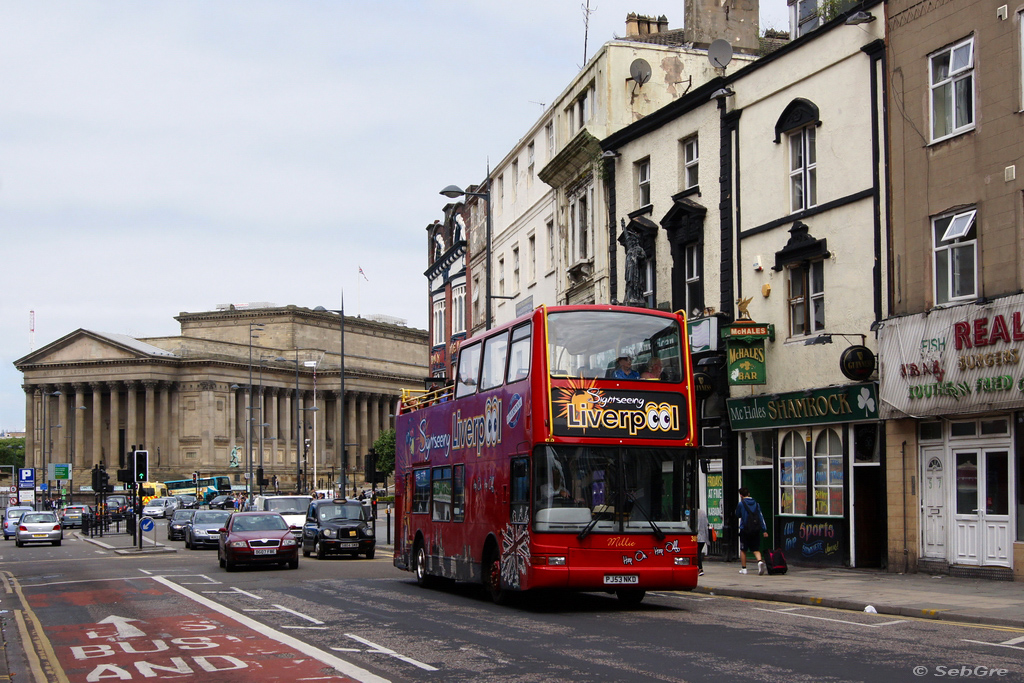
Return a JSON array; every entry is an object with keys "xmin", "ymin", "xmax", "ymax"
[{"xmin": 485, "ymin": 556, "xmax": 512, "ymax": 605}]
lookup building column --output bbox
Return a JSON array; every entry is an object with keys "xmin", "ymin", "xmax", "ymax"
[
  {"xmin": 345, "ymin": 391, "xmax": 357, "ymax": 489},
  {"xmin": 200, "ymin": 381, "xmax": 215, "ymax": 469},
  {"xmin": 107, "ymin": 382, "xmax": 121, "ymax": 466},
  {"xmin": 283, "ymin": 391, "xmax": 293, "ymax": 468},
  {"xmin": 144, "ymin": 381, "xmax": 157, "ymax": 467},
  {"xmin": 160, "ymin": 382, "xmax": 173, "ymax": 468},
  {"xmin": 90, "ymin": 383, "xmax": 104, "ymax": 468},
  {"xmin": 267, "ymin": 387, "xmax": 279, "ymax": 466},
  {"xmin": 169, "ymin": 384, "xmax": 179, "ymax": 470},
  {"xmin": 23, "ymin": 386, "xmax": 36, "ymax": 468},
  {"xmin": 54, "ymin": 387, "xmax": 68, "ymax": 465},
  {"xmin": 125, "ymin": 382, "xmax": 138, "ymax": 453},
  {"xmin": 358, "ymin": 393, "xmax": 370, "ymax": 482}
]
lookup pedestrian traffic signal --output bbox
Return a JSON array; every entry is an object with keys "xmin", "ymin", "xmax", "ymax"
[{"xmin": 134, "ymin": 450, "xmax": 149, "ymax": 482}]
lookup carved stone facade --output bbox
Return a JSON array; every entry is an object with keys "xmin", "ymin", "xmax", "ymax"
[{"xmin": 15, "ymin": 306, "xmax": 428, "ymax": 494}]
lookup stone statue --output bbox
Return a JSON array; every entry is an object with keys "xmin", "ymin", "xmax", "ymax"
[{"xmin": 622, "ymin": 220, "xmax": 648, "ymax": 307}]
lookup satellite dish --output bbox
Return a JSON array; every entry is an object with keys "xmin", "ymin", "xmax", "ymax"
[
  {"xmin": 708, "ymin": 39, "xmax": 734, "ymax": 69},
  {"xmin": 629, "ymin": 58, "xmax": 652, "ymax": 86}
]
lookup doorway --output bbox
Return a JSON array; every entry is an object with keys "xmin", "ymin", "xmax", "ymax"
[{"xmin": 953, "ymin": 448, "xmax": 1012, "ymax": 566}]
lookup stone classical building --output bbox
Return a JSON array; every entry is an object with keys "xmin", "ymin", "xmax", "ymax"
[{"xmin": 15, "ymin": 305, "xmax": 428, "ymax": 494}]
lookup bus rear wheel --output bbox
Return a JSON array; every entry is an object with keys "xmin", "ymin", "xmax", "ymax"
[
  {"xmin": 414, "ymin": 544, "xmax": 434, "ymax": 588},
  {"xmin": 616, "ymin": 589, "xmax": 646, "ymax": 606}
]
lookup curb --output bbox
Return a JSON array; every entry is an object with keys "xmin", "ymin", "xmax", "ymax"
[
  {"xmin": 692, "ymin": 585, "xmax": 1024, "ymax": 630},
  {"xmin": 75, "ymin": 532, "xmax": 177, "ymax": 554}
]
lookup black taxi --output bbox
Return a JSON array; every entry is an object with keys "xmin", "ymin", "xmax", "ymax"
[{"xmin": 301, "ymin": 498, "xmax": 375, "ymax": 560}]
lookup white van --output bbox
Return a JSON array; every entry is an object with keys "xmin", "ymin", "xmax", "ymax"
[{"xmin": 250, "ymin": 495, "xmax": 312, "ymax": 535}]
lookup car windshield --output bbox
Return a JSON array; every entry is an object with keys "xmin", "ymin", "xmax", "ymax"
[
  {"xmin": 193, "ymin": 511, "xmax": 230, "ymax": 525},
  {"xmin": 264, "ymin": 498, "xmax": 309, "ymax": 514},
  {"xmin": 22, "ymin": 513, "xmax": 56, "ymax": 524},
  {"xmin": 316, "ymin": 504, "xmax": 365, "ymax": 522},
  {"xmin": 231, "ymin": 515, "xmax": 288, "ymax": 532}
]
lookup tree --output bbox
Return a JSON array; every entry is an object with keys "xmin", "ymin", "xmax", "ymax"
[
  {"xmin": 372, "ymin": 429, "xmax": 395, "ymax": 479},
  {"xmin": 0, "ymin": 438, "xmax": 25, "ymax": 468}
]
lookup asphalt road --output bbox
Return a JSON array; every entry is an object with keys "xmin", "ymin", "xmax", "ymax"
[{"xmin": 1, "ymin": 521, "xmax": 1021, "ymax": 682}]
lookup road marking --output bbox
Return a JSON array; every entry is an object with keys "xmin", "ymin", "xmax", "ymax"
[
  {"xmin": 153, "ymin": 575, "xmax": 389, "ymax": 682},
  {"xmin": 963, "ymin": 635, "xmax": 1024, "ymax": 651},
  {"xmin": 203, "ymin": 586, "xmax": 262, "ymax": 599},
  {"xmin": 753, "ymin": 607, "xmax": 905, "ymax": 628},
  {"xmin": 344, "ymin": 634, "xmax": 439, "ymax": 672}
]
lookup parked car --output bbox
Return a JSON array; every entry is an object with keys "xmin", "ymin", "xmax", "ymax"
[
  {"xmin": 4, "ymin": 506, "xmax": 33, "ymax": 540},
  {"xmin": 302, "ymin": 498, "xmax": 375, "ymax": 560},
  {"xmin": 250, "ymin": 495, "xmax": 311, "ymax": 536},
  {"xmin": 60, "ymin": 505, "xmax": 93, "ymax": 528},
  {"xmin": 184, "ymin": 510, "xmax": 232, "ymax": 549},
  {"xmin": 103, "ymin": 495, "xmax": 130, "ymax": 520},
  {"xmin": 208, "ymin": 495, "xmax": 235, "ymax": 510},
  {"xmin": 142, "ymin": 498, "xmax": 177, "ymax": 519},
  {"xmin": 166, "ymin": 509, "xmax": 196, "ymax": 541},
  {"xmin": 218, "ymin": 512, "xmax": 299, "ymax": 571},
  {"xmin": 175, "ymin": 494, "xmax": 199, "ymax": 510},
  {"xmin": 15, "ymin": 511, "xmax": 62, "ymax": 547}
]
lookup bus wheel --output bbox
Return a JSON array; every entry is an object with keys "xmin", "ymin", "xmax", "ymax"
[
  {"xmin": 485, "ymin": 556, "xmax": 512, "ymax": 605},
  {"xmin": 616, "ymin": 589, "xmax": 646, "ymax": 606},
  {"xmin": 414, "ymin": 544, "xmax": 434, "ymax": 587}
]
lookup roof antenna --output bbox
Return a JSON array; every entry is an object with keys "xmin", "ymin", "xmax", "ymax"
[{"xmin": 581, "ymin": 0, "xmax": 594, "ymax": 67}]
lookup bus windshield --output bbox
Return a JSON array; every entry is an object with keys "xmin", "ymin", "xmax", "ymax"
[
  {"xmin": 533, "ymin": 445, "xmax": 696, "ymax": 534},
  {"xmin": 547, "ymin": 310, "xmax": 683, "ymax": 381}
]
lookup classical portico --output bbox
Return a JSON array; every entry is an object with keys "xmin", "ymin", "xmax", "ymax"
[{"xmin": 16, "ymin": 306, "xmax": 427, "ymax": 494}]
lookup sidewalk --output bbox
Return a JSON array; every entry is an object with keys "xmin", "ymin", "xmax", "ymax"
[{"xmin": 694, "ymin": 559, "xmax": 1024, "ymax": 629}]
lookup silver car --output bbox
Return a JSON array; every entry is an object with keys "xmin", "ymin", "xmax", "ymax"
[
  {"xmin": 4, "ymin": 507, "xmax": 33, "ymax": 540},
  {"xmin": 15, "ymin": 511, "xmax": 62, "ymax": 547},
  {"xmin": 142, "ymin": 498, "xmax": 177, "ymax": 518}
]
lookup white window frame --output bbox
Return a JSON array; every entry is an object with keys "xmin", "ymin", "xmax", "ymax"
[
  {"xmin": 452, "ymin": 285, "xmax": 466, "ymax": 335},
  {"xmin": 432, "ymin": 299, "xmax": 445, "ymax": 346},
  {"xmin": 512, "ymin": 245, "xmax": 520, "ymax": 293},
  {"xmin": 930, "ymin": 36, "xmax": 975, "ymax": 143},
  {"xmin": 813, "ymin": 428, "xmax": 844, "ymax": 517},
  {"xmin": 569, "ymin": 183, "xmax": 593, "ymax": 264},
  {"xmin": 528, "ymin": 234, "xmax": 536, "ymax": 283},
  {"xmin": 789, "ymin": 126, "xmax": 817, "ymax": 213},
  {"xmin": 637, "ymin": 158, "xmax": 651, "ymax": 207},
  {"xmin": 684, "ymin": 243, "xmax": 701, "ymax": 317},
  {"xmin": 788, "ymin": 260, "xmax": 824, "ymax": 337},
  {"xmin": 498, "ymin": 257, "xmax": 505, "ymax": 296},
  {"xmin": 545, "ymin": 122, "xmax": 554, "ymax": 160},
  {"xmin": 933, "ymin": 208, "xmax": 978, "ymax": 305},
  {"xmin": 510, "ymin": 159, "xmax": 518, "ymax": 203},
  {"xmin": 683, "ymin": 136, "xmax": 699, "ymax": 190},
  {"xmin": 546, "ymin": 220, "xmax": 555, "ymax": 271}
]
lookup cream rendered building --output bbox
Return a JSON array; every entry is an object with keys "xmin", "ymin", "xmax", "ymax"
[{"xmin": 16, "ymin": 305, "xmax": 428, "ymax": 494}]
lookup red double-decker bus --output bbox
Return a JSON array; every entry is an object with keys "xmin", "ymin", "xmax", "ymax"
[{"xmin": 394, "ymin": 304, "xmax": 699, "ymax": 605}]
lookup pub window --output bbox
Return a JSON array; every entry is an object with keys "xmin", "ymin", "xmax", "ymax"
[
  {"xmin": 740, "ymin": 431, "xmax": 774, "ymax": 467},
  {"xmin": 779, "ymin": 431, "xmax": 808, "ymax": 515},
  {"xmin": 412, "ymin": 468, "xmax": 430, "ymax": 514},
  {"xmin": 453, "ymin": 465, "xmax": 466, "ymax": 522},
  {"xmin": 813, "ymin": 428, "xmax": 844, "ymax": 516},
  {"xmin": 432, "ymin": 466, "xmax": 453, "ymax": 522}
]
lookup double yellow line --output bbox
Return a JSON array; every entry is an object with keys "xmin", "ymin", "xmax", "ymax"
[{"xmin": 1, "ymin": 571, "xmax": 68, "ymax": 683}]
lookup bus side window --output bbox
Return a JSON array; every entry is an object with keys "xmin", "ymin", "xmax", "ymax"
[
  {"xmin": 412, "ymin": 469, "xmax": 430, "ymax": 514},
  {"xmin": 456, "ymin": 343, "xmax": 482, "ymax": 398},
  {"xmin": 506, "ymin": 323, "xmax": 532, "ymax": 383},
  {"xmin": 510, "ymin": 458, "xmax": 530, "ymax": 524},
  {"xmin": 480, "ymin": 332, "xmax": 509, "ymax": 391}
]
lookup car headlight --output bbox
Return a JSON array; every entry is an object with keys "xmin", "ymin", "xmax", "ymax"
[
  {"xmin": 323, "ymin": 529, "xmax": 335, "ymax": 538},
  {"xmin": 281, "ymin": 538, "xmax": 297, "ymax": 547},
  {"xmin": 229, "ymin": 540, "xmax": 248, "ymax": 548}
]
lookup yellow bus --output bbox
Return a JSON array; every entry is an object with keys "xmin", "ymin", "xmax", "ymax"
[{"xmin": 139, "ymin": 481, "xmax": 168, "ymax": 506}]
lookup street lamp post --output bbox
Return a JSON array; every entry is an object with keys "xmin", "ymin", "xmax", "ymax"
[
  {"xmin": 441, "ymin": 183, "xmax": 493, "ymax": 330},
  {"xmin": 246, "ymin": 322, "xmax": 265, "ymax": 503}
]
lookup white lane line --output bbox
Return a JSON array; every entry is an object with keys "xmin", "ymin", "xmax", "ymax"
[
  {"xmin": 963, "ymin": 635, "xmax": 1024, "ymax": 651},
  {"xmin": 152, "ymin": 575, "xmax": 389, "ymax": 683},
  {"xmin": 752, "ymin": 607, "xmax": 905, "ymax": 628},
  {"xmin": 202, "ymin": 586, "xmax": 262, "ymax": 600},
  {"xmin": 345, "ymin": 634, "xmax": 439, "ymax": 672},
  {"xmin": 281, "ymin": 626, "xmax": 329, "ymax": 630},
  {"xmin": 273, "ymin": 604, "xmax": 324, "ymax": 624}
]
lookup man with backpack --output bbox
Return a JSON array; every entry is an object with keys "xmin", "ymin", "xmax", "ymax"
[{"xmin": 736, "ymin": 487, "xmax": 770, "ymax": 575}]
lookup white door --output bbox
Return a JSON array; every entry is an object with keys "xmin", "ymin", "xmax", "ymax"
[
  {"xmin": 921, "ymin": 448, "xmax": 946, "ymax": 559},
  {"xmin": 953, "ymin": 449, "xmax": 1012, "ymax": 567}
]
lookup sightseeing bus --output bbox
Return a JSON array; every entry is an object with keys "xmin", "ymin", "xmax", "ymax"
[
  {"xmin": 394, "ymin": 304, "xmax": 699, "ymax": 605},
  {"xmin": 164, "ymin": 475, "xmax": 232, "ymax": 503}
]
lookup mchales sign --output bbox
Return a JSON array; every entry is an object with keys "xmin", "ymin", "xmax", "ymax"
[
  {"xmin": 726, "ymin": 383, "xmax": 878, "ymax": 430},
  {"xmin": 878, "ymin": 293, "xmax": 1024, "ymax": 418}
]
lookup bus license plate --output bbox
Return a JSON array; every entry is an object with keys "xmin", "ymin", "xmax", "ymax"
[
  {"xmin": 604, "ymin": 575, "xmax": 638, "ymax": 585},
  {"xmin": 338, "ymin": 543, "xmax": 359, "ymax": 549},
  {"xmin": 253, "ymin": 548, "xmax": 277, "ymax": 555}
]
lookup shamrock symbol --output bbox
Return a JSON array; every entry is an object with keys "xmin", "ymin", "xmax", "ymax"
[{"xmin": 857, "ymin": 388, "xmax": 875, "ymax": 413}]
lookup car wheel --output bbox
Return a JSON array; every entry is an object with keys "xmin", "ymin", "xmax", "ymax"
[
  {"xmin": 184, "ymin": 536, "xmax": 191, "ymax": 549},
  {"xmin": 218, "ymin": 552, "xmax": 225, "ymax": 568},
  {"xmin": 15, "ymin": 539, "xmax": 22, "ymax": 548},
  {"xmin": 53, "ymin": 540, "xmax": 61, "ymax": 547},
  {"xmin": 302, "ymin": 542, "xmax": 311, "ymax": 557},
  {"xmin": 365, "ymin": 547, "xmax": 375, "ymax": 560},
  {"xmin": 315, "ymin": 540, "xmax": 327, "ymax": 560},
  {"xmin": 224, "ymin": 556, "xmax": 236, "ymax": 572},
  {"xmin": 288, "ymin": 556, "xmax": 299, "ymax": 570}
]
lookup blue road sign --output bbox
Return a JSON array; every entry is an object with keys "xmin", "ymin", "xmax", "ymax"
[
  {"xmin": 40, "ymin": 483, "xmax": 48, "ymax": 492},
  {"xmin": 18, "ymin": 468, "xmax": 34, "ymax": 488},
  {"xmin": 139, "ymin": 517, "xmax": 155, "ymax": 533}
]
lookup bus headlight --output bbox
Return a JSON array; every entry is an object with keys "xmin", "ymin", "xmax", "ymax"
[
  {"xmin": 548, "ymin": 556, "xmax": 567, "ymax": 566},
  {"xmin": 674, "ymin": 557, "xmax": 691, "ymax": 566}
]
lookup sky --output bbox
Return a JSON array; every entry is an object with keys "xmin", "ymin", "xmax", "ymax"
[{"xmin": 0, "ymin": 0, "xmax": 789, "ymax": 431}]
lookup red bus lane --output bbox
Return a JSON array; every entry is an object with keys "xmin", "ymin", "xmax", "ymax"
[{"xmin": 17, "ymin": 575, "xmax": 387, "ymax": 683}]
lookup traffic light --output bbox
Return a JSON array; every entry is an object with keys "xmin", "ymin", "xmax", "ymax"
[
  {"xmin": 91, "ymin": 466, "xmax": 101, "ymax": 491},
  {"xmin": 99, "ymin": 469, "xmax": 110, "ymax": 493},
  {"xmin": 134, "ymin": 450, "xmax": 149, "ymax": 482},
  {"xmin": 192, "ymin": 471, "xmax": 199, "ymax": 484},
  {"xmin": 257, "ymin": 467, "xmax": 269, "ymax": 487}
]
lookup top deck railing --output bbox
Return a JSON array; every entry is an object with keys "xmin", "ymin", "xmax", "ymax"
[{"xmin": 399, "ymin": 385, "xmax": 455, "ymax": 414}]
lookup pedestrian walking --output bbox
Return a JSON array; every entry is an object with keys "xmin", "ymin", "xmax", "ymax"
[
  {"xmin": 735, "ymin": 487, "xmax": 769, "ymax": 575},
  {"xmin": 696, "ymin": 508, "xmax": 709, "ymax": 576}
]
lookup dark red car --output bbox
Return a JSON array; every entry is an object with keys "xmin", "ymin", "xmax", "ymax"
[{"xmin": 217, "ymin": 512, "xmax": 299, "ymax": 571}]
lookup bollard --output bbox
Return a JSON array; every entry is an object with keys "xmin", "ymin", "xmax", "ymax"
[{"xmin": 386, "ymin": 508, "xmax": 391, "ymax": 545}]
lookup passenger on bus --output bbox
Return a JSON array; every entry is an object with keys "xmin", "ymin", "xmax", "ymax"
[
  {"xmin": 641, "ymin": 356, "xmax": 663, "ymax": 380},
  {"xmin": 613, "ymin": 355, "xmax": 640, "ymax": 380},
  {"xmin": 539, "ymin": 464, "xmax": 574, "ymax": 508}
]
